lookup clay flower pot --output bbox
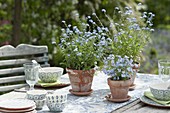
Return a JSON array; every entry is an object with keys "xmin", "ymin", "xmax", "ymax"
[
  {"xmin": 130, "ymin": 62, "xmax": 140, "ymax": 86},
  {"xmin": 132, "ymin": 62, "xmax": 140, "ymax": 72},
  {"xmin": 107, "ymin": 78, "xmax": 131, "ymax": 99},
  {"xmin": 66, "ymin": 68, "xmax": 95, "ymax": 93},
  {"xmin": 130, "ymin": 72, "xmax": 136, "ymax": 86}
]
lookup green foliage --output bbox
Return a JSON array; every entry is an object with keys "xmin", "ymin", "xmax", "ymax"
[
  {"xmin": 59, "ymin": 20, "xmax": 108, "ymax": 70},
  {"xmin": 20, "ymin": 0, "xmax": 79, "ymax": 67},
  {"xmin": 0, "ymin": 24, "xmax": 12, "ymax": 43},
  {"xmin": 0, "ymin": 0, "xmax": 13, "ymax": 44},
  {"xmin": 21, "ymin": 0, "xmax": 77, "ymax": 43},
  {"xmin": 96, "ymin": 6, "xmax": 154, "ymax": 62},
  {"xmin": 145, "ymin": 0, "xmax": 170, "ymax": 29},
  {"xmin": 19, "ymin": 0, "xmax": 145, "ymax": 68},
  {"xmin": 141, "ymin": 29, "xmax": 170, "ymax": 74},
  {"xmin": 0, "ymin": 0, "xmax": 13, "ymax": 19},
  {"xmin": 1, "ymin": 0, "xmax": 168, "ymax": 74}
]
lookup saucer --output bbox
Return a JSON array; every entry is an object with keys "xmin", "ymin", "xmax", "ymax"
[
  {"xmin": 35, "ymin": 81, "xmax": 70, "ymax": 88},
  {"xmin": 140, "ymin": 95, "xmax": 170, "ymax": 108},
  {"xmin": 69, "ymin": 89, "xmax": 93, "ymax": 96},
  {"xmin": 0, "ymin": 99, "xmax": 35, "ymax": 110},
  {"xmin": 129, "ymin": 84, "xmax": 136, "ymax": 91},
  {"xmin": 0, "ymin": 106, "xmax": 36, "ymax": 113},
  {"xmin": 105, "ymin": 94, "xmax": 131, "ymax": 102}
]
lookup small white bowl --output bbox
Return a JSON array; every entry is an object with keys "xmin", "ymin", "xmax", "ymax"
[
  {"xmin": 46, "ymin": 92, "xmax": 67, "ymax": 112},
  {"xmin": 39, "ymin": 67, "xmax": 63, "ymax": 83},
  {"xmin": 27, "ymin": 90, "xmax": 47, "ymax": 100},
  {"xmin": 150, "ymin": 82, "xmax": 170, "ymax": 101},
  {"xmin": 46, "ymin": 103, "xmax": 66, "ymax": 112}
]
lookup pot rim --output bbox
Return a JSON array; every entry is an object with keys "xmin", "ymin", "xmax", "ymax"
[{"xmin": 107, "ymin": 77, "xmax": 132, "ymax": 87}]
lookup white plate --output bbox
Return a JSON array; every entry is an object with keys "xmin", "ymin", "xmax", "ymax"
[
  {"xmin": 0, "ymin": 99, "xmax": 35, "ymax": 110},
  {"xmin": 0, "ymin": 106, "xmax": 36, "ymax": 113}
]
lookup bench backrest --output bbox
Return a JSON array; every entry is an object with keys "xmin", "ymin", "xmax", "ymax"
[{"xmin": 0, "ymin": 44, "xmax": 49, "ymax": 92}]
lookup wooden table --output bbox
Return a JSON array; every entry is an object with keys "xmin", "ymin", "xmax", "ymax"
[
  {"xmin": 113, "ymin": 100, "xmax": 170, "ymax": 113},
  {"xmin": 0, "ymin": 72, "xmax": 169, "ymax": 113}
]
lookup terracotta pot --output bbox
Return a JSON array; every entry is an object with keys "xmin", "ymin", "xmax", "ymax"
[
  {"xmin": 108, "ymin": 78, "xmax": 131, "ymax": 99},
  {"xmin": 66, "ymin": 68, "xmax": 95, "ymax": 92},
  {"xmin": 132, "ymin": 62, "xmax": 140, "ymax": 72},
  {"xmin": 130, "ymin": 62, "xmax": 140, "ymax": 86},
  {"xmin": 130, "ymin": 72, "xmax": 136, "ymax": 86}
]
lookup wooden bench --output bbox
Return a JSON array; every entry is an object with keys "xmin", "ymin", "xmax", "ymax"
[{"xmin": 0, "ymin": 44, "xmax": 49, "ymax": 93}]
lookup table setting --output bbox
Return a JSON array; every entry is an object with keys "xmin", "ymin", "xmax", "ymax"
[
  {"xmin": 0, "ymin": 59, "xmax": 170, "ymax": 113},
  {"xmin": 0, "ymin": 60, "xmax": 70, "ymax": 112},
  {"xmin": 139, "ymin": 59, "xmax": 170, "ymax": 108},
  {"xmin": 23, "ymin": 61, "xmax": 69, "ymax": 112}
]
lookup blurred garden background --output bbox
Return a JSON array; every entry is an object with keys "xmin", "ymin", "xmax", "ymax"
[{"xmin": 0, "ymin": 0, "xmax": 170, "ymax": 74}]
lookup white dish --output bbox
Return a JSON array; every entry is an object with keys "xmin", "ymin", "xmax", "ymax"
[
  {"xmin": 0, "ymin": 106, "xmax": 36, "ymax": 113},
  {"xmin": 0, "ymin": 99, "xmax": 35, "ymax": 110}
]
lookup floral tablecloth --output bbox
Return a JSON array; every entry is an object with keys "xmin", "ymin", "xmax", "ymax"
[{"xmin": 38, "ymin": 72, "xmax": 161, "ymax": 113}]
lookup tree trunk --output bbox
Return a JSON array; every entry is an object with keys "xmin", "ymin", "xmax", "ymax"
[{"xmin": 12, "ymin": 0, "xmax": 22, "ymax": 46}]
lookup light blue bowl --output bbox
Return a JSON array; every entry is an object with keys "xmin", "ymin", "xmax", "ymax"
[
  {"xmin": 39, "ymin": 67, "xmax": 63, "ymax": 83},
  {"xmin": 150, "ymin": 82, "xmax": 170, "ymax": 101},
  {"xmin": 46, "ymin": 92, "xmax": 67, "ymax": 112},
  {"xmin": 46, "ymin": 103, "xmax": 66, "ymax": 112},
  {"xmin": 27, "ymin": 90, "xmax": 47, "ymax": 100}
]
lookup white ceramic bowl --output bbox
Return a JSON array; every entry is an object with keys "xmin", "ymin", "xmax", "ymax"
[
  {"xmin": 46, "ymin": 92, "xmax": 67, "ymax": 112},
  {"xmin": 46, "ymin": 103, "xmax": 66, "ymax": 112},
  {"xmin": 39, "ymin": 67, "xmax": 63, "ymax": 83},
  {"xmin": 27, "ymin": 90, "xmax": 47, "ymax": 100},
  {"xmin": 34, "ymin": 99, "xmax": 46, "ymax": 110},
  {"xmin": 150, "ymin": 82, "xmax": 170, "ymax": 101}
]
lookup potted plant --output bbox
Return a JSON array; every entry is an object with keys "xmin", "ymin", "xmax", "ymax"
[
  {"xmin": 93, "ymin": 6, "xmax": 154, "ymax": 86},
  {"xmin": 59, "ymin": 4, "xmax": 154, "ymax": 95},
  {"xmin": 103, "ymin": 54, "xmax": 134, "ymax": 101},
  {"xmin": 100, "ymin": 6, "xmax": 154, "ymax": 61},
  {"xmin": 59, "ymin": 20, "xmax": 109, "ymax": 95}
]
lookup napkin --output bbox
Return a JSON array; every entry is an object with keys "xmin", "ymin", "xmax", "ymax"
[
  {"xmin": 144, "ymin": 91, "xmax": 170, "ymax": 105},
  {"xmin": 38, "ymin": 81, "xmax": 61, "ymax": 87}
]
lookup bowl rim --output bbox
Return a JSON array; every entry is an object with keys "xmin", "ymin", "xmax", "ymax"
[
  {"xmin": 39, "ymin": 67, "xmax": 63, "ymax": 72},
  {"xmin": 27, "ymin": 90, "xmax": 47, "ymax": 95},
  {"xmin": 150, "ymin": 82, "xmax": 170, "ymax": 90},
  {"xmin": 46, "ymin": 93, "xmax": 67, "ymax": 97}
]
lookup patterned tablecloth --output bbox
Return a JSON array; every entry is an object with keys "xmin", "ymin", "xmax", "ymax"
[{"xmin": 37, "ymin": 72, "xmax": 161, "ymax": 113}]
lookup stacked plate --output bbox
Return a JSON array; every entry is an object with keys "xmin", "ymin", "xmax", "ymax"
[{"xmin": 0, "ymin": 99, "xmax": 36, "ymax": 113}]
